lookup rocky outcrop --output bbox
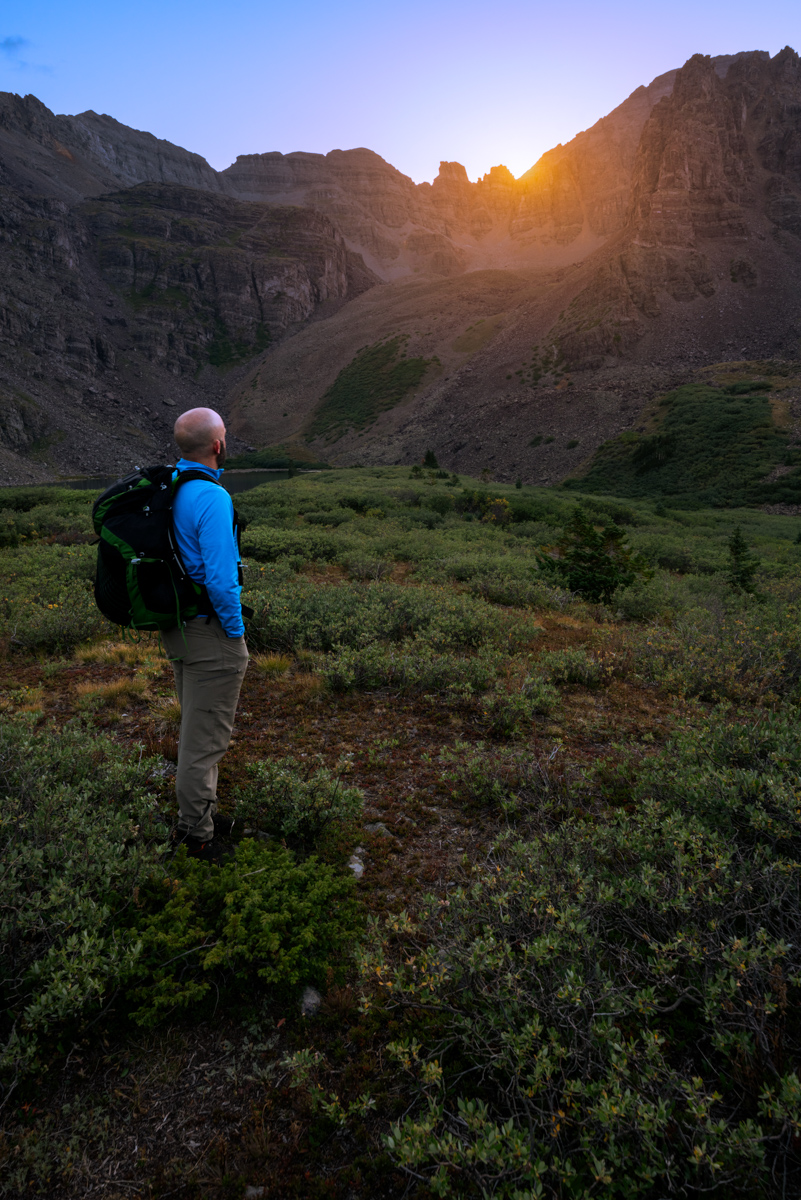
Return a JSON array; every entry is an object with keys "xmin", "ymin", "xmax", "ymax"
[
  {"xmin": 218, "ymin": 73, "xmax": 684, "ymax": 280},
  {"xmin": 0, "ymin": 92, "xmax": 226, "ymax": 201},
  {"xmin": 80, "ymin": 183, "xmax": 372, "ymax": 373},
  {"xmin": 547, "ymin": 49, "xmax": 801, "ymax": 369},
  {"xmin": 0, "ymin": 178, "xmax": 377, "ymax": 481}
]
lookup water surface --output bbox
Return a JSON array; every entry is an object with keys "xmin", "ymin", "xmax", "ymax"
[{"xmin": 26, "ymin": 468, "xmax": 297, "ymax": 496}]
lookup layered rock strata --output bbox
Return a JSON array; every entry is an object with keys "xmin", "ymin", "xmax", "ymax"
[{"xmin": 549, "ymin": 49, "xmax": 801, "ymax": 369}]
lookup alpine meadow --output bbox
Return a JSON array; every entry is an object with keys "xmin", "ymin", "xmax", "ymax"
[
  {"xmin": 3, "ymin": 20, "xmax": 801, "ymax": 1199},
  {"xmin": 3, "ymin": 379, "xmax": 801, "ymax": 1193}
]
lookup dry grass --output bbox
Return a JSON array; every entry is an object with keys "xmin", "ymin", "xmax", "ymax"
[
  {"xmin": 13, "ymin": 686, "xmax": 45, "ymax": 714},
  {"xmin": 293, "ymin": 648, "xmax": 318, "ymax": 673},
  {"xmin": 75, "ymin": 638, "xmax": 161, "ymax": 666},
  {"xmin": 251, "ymin": 653, "xmax": 293, "ymax": 677},
  {"xmin": 284, "ymin": 674, "xmax": 324, "ymax": 705},
  {"xmin": 150, "ymin": 696, "xmax": 182, "ymax": 725},
  {"xmin": 75, "ymin": 675, "xmax": 150, "ymax": 709}
]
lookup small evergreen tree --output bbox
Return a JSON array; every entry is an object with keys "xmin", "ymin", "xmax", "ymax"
[
  {"xmin": 537, "ymin": 507, "xmax": 650, "ymax": 603},
  {"xmin": 423, "ymin": 449, "xmax": 439, "ymax": 468},
  {"xmin": 727, "ymin": 525, "xmax": 759, "ymax": 592}
]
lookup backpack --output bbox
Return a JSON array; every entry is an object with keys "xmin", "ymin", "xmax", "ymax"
[{"xmin": 92, "ymin": 464, "xmax": 239, "ymax": 632}]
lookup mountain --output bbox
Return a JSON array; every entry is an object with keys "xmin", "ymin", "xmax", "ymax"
[
  {"xmin": 1, "ymin": 47, "xmax": 800, "ymax": 485},
  {"xmin": 0, "ymin": 99, "xmax": 377, "ymax": 482}
]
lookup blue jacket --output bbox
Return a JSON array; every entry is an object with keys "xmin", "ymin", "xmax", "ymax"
[{"xmin": 172, "ymin": 459, "xmax": 245, "ymax": 638}]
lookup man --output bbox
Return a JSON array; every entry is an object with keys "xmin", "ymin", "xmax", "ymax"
[{"xmin": 162, "ymin": 407, "xmax": 249, "ymax": 863}]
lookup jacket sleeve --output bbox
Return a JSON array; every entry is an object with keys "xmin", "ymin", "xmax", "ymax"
[{"xmin": 193, "ymin": 486, "xmax": 245, "ymax": 637}]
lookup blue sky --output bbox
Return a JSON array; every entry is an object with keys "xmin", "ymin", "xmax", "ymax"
[{"xmin": 1, "ymin": 1, "xmax": 799, "ymax": 183}]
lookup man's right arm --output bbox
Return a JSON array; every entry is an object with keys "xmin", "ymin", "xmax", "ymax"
[{"xmin": 193, "ymin": 487, "xmax": 245, "ymax": 638}]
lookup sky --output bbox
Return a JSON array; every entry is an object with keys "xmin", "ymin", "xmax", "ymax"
[{"xmin": 1, "ymin": 1, "xmax": 800, "ymax": 184}]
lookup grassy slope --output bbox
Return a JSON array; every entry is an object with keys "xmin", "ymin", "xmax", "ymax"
[{"xmin": 568, "ymin": 370, "xmax": 801, "ymax": 508}]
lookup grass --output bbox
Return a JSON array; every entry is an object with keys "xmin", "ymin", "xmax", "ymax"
[
  {"xmin": 250, "ymin": 652, "xmax": 293, "ymax": 676},
  {"xmin": 568, "ymin": 378, "xmax": 797, "ymax": 507},
  {"xmin": 306, "ymin": 337, "xmax": 439, "ymax": 441},
  {"xmin": 75, "ymin": 674, "xmax": 150, "ymax": 708},
  {"xmin": 3, "ymin": 465, "xmax": 801, "ymax": 1195}
]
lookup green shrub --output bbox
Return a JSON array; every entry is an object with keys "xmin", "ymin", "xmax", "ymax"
[
  {"xmin": 632, "ymin": 594, "xmax": 801, "ymax": 703},
  {"xmin": 324, "ymin": 642, "xmax": 503, "ymax": 698},
  {"xmin": 4, "ymin": 588, "xmax": 111, "ymax": 654},
  {"xmin": 635, "ymin": 708, "xmax": 801, "ymax": 855},
  {"xmin": 0, "ymin": 489, "xmax": 95, "ymax": 548},
  {"xmin": 614, "ymin": 572, "xmax": 690, "ymax": 621},
  {"xmin": 0, "ymin": 717, "xmax": 361, "ymax": 1084},
  {"xmin": 370, "ymin": 800, "xmax": 801, "ymax": 1196},
  {"xmin": 0, "ymin": 717, "xmax": 161, "ymax": 1083},
  {"xmin": 480, "ymin": 676, "xmax": 559, "ymax": 737},
  {"xmin": 241, "ymin": 525, "xmax": 348, "ymax": 563},
  {"xmin": 537, "ymin": 646, "xmax": 604, "ymax": 688},
  {"xmin": 234, "ymin": 756, "xmax": 364, "ymax": 854},
  {"xmin": 468, "ymin": 575, "xmax": 570, "ymax": 610},
  {"xmin": 308, "ymin": 337, "xmax": 438, "ymax": 440},
  {"xmin": 126, "ymin": 840, "xmax": 358, "ymax": 1026},
  {"xmin": 568, "ymin": 382, "xmax": 788, "ymax": 507},
  {"xmin": 537, "ymin": 508, "xmax": 651, "ymax": 602},
  {"xmin": 0, "ymin": 542, "xmax": 111, "ymax": 654},
  {"xmin": 439, "ymin": 743, "xmax": 567, "ymax": 813},
  {"xmin": 245, "ymin": 579, "xmax": 526, "ymax": 654}
]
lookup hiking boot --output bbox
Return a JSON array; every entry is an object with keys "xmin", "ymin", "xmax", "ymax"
[
  {"xmin": 212, "ymin": 812, "xmax": 236, "ymax": 838},
  {"xmin": 183, "ymin": 835, "xmax": 234, "ymax": 864},
  {"xmin": 168, "ymin": 828, "xmax": 234, "ymax": 864}
]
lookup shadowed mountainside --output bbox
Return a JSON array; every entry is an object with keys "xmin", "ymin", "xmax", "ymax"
[{"xmin": 2, "ymin": 48, "xmax": 801, "ymax": 484}]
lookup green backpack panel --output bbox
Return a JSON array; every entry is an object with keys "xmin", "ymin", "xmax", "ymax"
[{"xmin": 92, "ymin": 465, "xmax": 216, "ymax": 632}]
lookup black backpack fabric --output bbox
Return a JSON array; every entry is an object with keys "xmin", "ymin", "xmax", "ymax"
[{"xmin": 92, "ymin": 464, "xmax": 238, "ymax": 632}]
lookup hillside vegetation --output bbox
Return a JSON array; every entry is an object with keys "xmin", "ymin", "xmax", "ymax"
[
  {"xmin": 1, "ymin": 467, "xmax": 801, "ymax": 1196},
  {"xmin": 570, "ymin": 368, "xmax": 801, "ymax": 508},
  {"xmin": 306, "ymin": 337, "xmax": 440, "ymax": 442}
]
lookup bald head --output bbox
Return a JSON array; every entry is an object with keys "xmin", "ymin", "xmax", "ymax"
[{"xmin": 174, "ymin": 408, "xmax": 226, "ymax": 461}]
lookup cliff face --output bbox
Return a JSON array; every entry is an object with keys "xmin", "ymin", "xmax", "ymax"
[
  {"xmin": 80, "ymin": 184, "xmax": 367, "ymax": 372},
  {"xmin": 547, "ymin": 49, "xmax": 801, "ymax": 370},
  {"xmin": 0, "ymin": 175, "xmax": 376, "ymax": 482},
  {"xmin": 218, "ymin": 74, "xmax": 679, "ymax": 281}
]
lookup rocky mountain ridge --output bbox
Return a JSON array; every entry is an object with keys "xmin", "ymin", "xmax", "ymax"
[{"xmin": 1, "ymin": 46, "xmax": 800, "ymax": 485}]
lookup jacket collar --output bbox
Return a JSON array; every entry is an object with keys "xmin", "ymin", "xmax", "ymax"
[{"xmin": 176, "ymin": 458, "xmax": 225, "ymax": 481}]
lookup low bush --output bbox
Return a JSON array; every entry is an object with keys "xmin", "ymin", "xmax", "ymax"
[
  {"xmin": 241, "ymin": 526, "xmax": 348, "ymax": 563},
  {"xmin": 369, "ymin": 711, "xmax": 801, "ymax": 1196},
  {"xmin": 634, "ymin": 708, "xmax": 801, "ymax": 855},
  {"xmin": 125, "ymin": 840, "xmax": 359, "ymax": 1026},
  {"xmin": 0, "ymin": 717, "xmax": 161, "ymax": 1086},
  {"xmin": 0, "ymin": 542, "xmax": 109, "ymax": 653},
  {"xmin": 3, "ymin": 589, "xmax": 111, "ymax": 654},
  {"xmin": 245, "ymin": 578, "xmax": 528, "ymax": 654},
  {"xmin": 438, "ymin": 743, "xmax": 568, "ymax": 813},
  {"xmin": 537, "ymin": 646, "xmax": 605, "ymax": 688},
  {"xmin": 468, "ymin": 575, "xmax": 571, "ymax": 610},
  {"xmin": 0, "ymin": 491, "xmax": 94, "ymax": 548},
  {"xmin": 480, "ymin": 676, "xmax": 559, "ymax": 737},
  {"xmin": 632, "ymin": 594, "xmax": 801, "ymax": 703},
  {"xmin": 0, "ymin": 718, "xmax": 361, "ymax": 1089},
  {"xmin": 233, "ymin": 755, "xmax": 364, "ymax": 854},
  {"xmin": 323, "ymin": 642, "xmax": 503, "ymax": 698},
  {"xmin": 614, "ymin": 572, "xmax": 691, "ymax": 621}
]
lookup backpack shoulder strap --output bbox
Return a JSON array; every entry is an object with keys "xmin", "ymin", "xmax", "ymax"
[{"xmin": 172, "ymin": 468, "xmax": 224, "ymax": 491}]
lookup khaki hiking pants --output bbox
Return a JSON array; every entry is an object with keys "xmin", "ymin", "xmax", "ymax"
[{"xmin": 162, "ymin": 616, "xmax": 249, "ymax": 842}]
